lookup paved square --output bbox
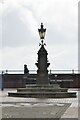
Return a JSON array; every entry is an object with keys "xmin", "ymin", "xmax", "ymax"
[
  {"xmin": 2, "ymin": 103, "xmax": 71, "ymax": 118},
  {"xmin": 0, "ymin": 89, "xmax": 79, "ymax": 119}
]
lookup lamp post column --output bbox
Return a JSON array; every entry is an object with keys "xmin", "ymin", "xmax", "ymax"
[{"xmin": 35, "ymin": 23, "xmax": 50, "ymax": 85}]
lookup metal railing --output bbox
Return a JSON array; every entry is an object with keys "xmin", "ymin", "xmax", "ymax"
[{"xmin": 0, "ymin": 69, "xmax": 80, "ymax": 74}]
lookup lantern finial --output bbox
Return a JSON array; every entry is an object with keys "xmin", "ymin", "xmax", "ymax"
[{"xmin": 38, "ymin": 23, "xmax": 46, "ymax": 46}]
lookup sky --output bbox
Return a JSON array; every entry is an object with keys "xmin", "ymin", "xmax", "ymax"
[{"xmin": 0, "ymin": 0, "xmax": 79, "ymax": 72}]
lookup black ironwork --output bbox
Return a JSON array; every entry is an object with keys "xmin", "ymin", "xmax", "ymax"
[{"xmin": 38, "ymin": 23, "xmax": 46, "ymax": 45}]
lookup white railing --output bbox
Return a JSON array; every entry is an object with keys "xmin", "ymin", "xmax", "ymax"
[{"xmin": 0, "ymin": 69, "xmax": 80, "ymax": 74}]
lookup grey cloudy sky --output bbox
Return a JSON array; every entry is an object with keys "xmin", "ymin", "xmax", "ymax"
[{"xmin": 0, "ymin": 0, "xmax": 78, "ymax": 71}]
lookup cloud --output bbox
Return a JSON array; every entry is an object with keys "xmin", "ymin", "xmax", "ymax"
[
  {"xmin": 2, "ymin": 0, "xmax": 78, "ymax": 47},
  {"xmin": 2, "ymin": 10, "xmax": 34, "ymax": 47},
  {"xmin": 2, "ymin": 45, "xmax": 38, "ymax": 70},
  {"xmin": 2, "ymin": 43, "xmax": 78, "ymax": 70},
  {"xmin": 0, "ymin": 0, "xmax": 78, "ymax": 70},
  {"xmin": 2, "ymin": 0, "xmax": 39, "ymax": 47},
  {"xmin": 48, "ymin": 44, "xmax": 78, "ymax": 70}
]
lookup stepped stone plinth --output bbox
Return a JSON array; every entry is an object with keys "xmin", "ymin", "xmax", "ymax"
[
  {"xmin": 8, "ymin": 84, "xmax": 76, "ymax": 98},
  {"xmin": 8, "ymin": 23, "xmax": 76, "ymax": 98}
]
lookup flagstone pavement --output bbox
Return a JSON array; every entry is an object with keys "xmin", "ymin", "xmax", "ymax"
[{"xmin": 0, "ymin": 89, "xmax": 79, "ymax": 119}]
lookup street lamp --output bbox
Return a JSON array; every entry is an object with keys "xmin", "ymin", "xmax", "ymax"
[{"xmin": 38, "ymin": 23, "xmax": 46, "ymax": 45}]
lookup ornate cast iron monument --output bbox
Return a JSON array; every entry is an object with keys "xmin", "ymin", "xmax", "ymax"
[
  {"xmin": 35, "ymin": 23, "xmax": 50, "ymax": 85},
  {"xmin": 8, "ymin": 23, "xmax": 76, "ymax": 98}
]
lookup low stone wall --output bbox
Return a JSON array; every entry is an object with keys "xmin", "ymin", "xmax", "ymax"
[
  {"xmin": 49, "ymin": 74, "xmax": 79, "ymax": 88},
  {"xmin": 1, "ymin": 73, "xmax": 80, "ymax": 88},
  {"xmin": 2, "ymin": 74, "xmax": 26, "ymax": 88}
]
